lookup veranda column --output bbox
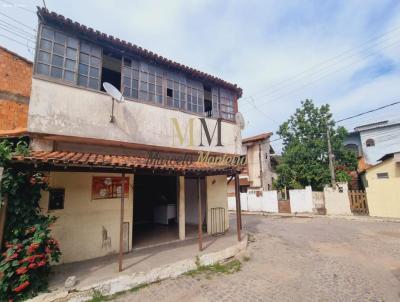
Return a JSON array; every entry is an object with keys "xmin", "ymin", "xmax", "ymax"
[
  {"xmin": 235, "ymin": 174, "xmax": 241, "ymax": 241},
  {"xmin": 118, "ymin": 172, "xmax": 125, "ymax": 272},
  {"xmin": 197, "ymin": 177, "xmax": 203, "ymax": 251},
  {"xmin": 178, "ymin": 176, "xmax": 185, "ymax": 240}
]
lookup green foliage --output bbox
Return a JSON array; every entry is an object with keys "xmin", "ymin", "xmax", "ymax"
[
  {"xmin": 275, "ymin": 100, "xmax": 357, "ymax": 191},
  {"xmin": 185, "ymin": 259, "xmax": 242, "ymax": 278},
  {"xmin": 0, "ymin": 139, "xmax": 61, "ymax": 301}
]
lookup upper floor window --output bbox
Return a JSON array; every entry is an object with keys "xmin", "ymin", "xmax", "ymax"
[
  {"xmin": 167, "ymin": 73, "xmax": 186, "ymax": 109},
  {"xmin": 366, "ymin": 139, "xmax": 375, "ymax": 147},
  {"xmin": 187, "ymin": 80, "xmax": 204, "ymax": 114},
  {"xmin": 212, "ymin": 88, "xmax": 220, "ymax": 118},
  {"xmin": 34, "ymin": 25, "xmax": 237, "ymax": 121},
  {"xmin": 77, "ymin": 41, "xmax": 102, "ymax": 90},
  {"xmin": 36, "ymin": 26, "xmax": 79, "ymax": 82},
  {"xmin": 220, "ymin": 89, "xmax": 235, "ymax": 121},
  {"xmin": 139, "ymin": 62, "xmax": 163, "ymax": 104},
  {"xmin": 122, "ymin": 58, "xmax": 139, "ymax": 99}
]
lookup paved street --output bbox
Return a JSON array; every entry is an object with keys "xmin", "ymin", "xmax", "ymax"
[{"xmin": 114, "ymin": 215, "xmax": 400, "ymax": 302}]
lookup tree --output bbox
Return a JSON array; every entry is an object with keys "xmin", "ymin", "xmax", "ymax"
[{"xmin": 274, "ymin": 99, "xmax": 357, "ymax": 191}]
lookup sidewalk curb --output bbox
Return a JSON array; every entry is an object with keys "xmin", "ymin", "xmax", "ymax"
[
  {"xmin": 28, "ymin": 234, "xmax": 248, "ymax": 302},
  {"xmin": 229, "ymin": 210, "xmax": 400, "ymax": 223}
]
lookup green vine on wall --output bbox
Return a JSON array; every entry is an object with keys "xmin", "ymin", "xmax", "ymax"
[{"xmin": 0, "ymin": 140, "xmax": 61, "ymax": 301}]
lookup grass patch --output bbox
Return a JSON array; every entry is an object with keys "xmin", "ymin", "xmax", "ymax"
[{"xmin": 185, "ymin": 259, "xmax": 241, "ymax": 278}]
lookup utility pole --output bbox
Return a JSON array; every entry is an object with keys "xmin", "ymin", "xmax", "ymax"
[{"xmin": 326, "ymin": 128, "xmax": 336, "ymax": 187}]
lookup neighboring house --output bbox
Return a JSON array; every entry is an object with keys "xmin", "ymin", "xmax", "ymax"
[
  {"xmin": 0, "ymin": 46, "xmax": 32, "ymax": 136},
  {"xmin": 365, "ymin": 152, "xmax": 400, "ymax": 218},
  {"xmin": 1, "ymin": 8, "xmax": 244, "ymax": 265},
  {"xmin": 228, "ymin": 132, "xmax": 275, "ymax": 195},
  {"xmin": 344, "ymin": 120, "xmax": 400, "ymax": 165}
]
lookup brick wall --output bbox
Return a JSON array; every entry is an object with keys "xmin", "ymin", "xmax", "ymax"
[{"xmin": 0, "ymin": 46, "xmax": 32, "ymax": 133}]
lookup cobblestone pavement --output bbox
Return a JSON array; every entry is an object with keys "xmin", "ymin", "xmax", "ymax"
[{"xmin": 114, "ymin": 215, "xmax": 400, "ymax": 302}]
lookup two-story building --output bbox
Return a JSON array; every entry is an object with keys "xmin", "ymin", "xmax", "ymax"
[
  {"xmin": 4, "ymin": 8, "xmax": 245, "ymax": 267},
  {"xmin": 227, "ymin": 132, "xmax": 276, "ymax": 196},
  {"xmin": 344, "ymin": 120, "xmax": 400, "ymax": 165}
]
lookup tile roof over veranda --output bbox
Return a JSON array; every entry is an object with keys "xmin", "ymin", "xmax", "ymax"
[{"xmin": 12, "ymin": 150, "xmax": 243, "ymax": 175}]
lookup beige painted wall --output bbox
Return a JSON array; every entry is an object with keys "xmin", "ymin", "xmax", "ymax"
[
  {"xmin": 28, "ymin": 78, "xmax": 242, "ymax": 154},
  {"xmin": 206, "ymin": 175, "xmax": 229, "ymax": 234},
  {"xmin": 366, "ymin": 158, "xmax": 400, "ymax": 218},
  {"xmin": 40, "ymin": 172, "xmax": 134, "ymax": 264}
]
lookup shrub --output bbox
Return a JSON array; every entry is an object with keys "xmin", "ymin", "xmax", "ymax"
[
  {"xmin": 0, "ymin": 140, "xmax": 61, "ymax": 301},
  {"xmin": 0, "ymin": 218, "xmax": 61, "ymax": 301}
]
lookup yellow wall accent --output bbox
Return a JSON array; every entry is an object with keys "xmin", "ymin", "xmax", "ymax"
[
  {"xmin": 206, "ymin": 175, "xmax": 229, "ymax": 234},
  {"xmin": 40, "ymin": 172, "xmax": 134, "ymax": 264},
  {"xmin": 365, "ymin": 158, "xmax": 400, "ymax": 218}
]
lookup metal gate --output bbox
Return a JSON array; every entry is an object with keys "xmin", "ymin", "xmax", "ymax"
[
  {"xmin": 210, "ymin": 207, "xmax": 225, "ymax": 235},
  {"xmin": 348, "ymin": 190, "xmax": 369, "ymax": 215}
]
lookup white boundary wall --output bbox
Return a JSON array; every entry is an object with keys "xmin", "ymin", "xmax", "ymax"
[
  {"xmin": 228, "ymin": 190, "xmax": 278, "ymax": 213},
  {"xmin": 289, "ymin": 186, "xmax": 313, "ymax": 213}
]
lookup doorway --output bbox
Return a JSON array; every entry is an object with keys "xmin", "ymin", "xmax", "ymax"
[{"xmin": 133, "ymin": 175, "xmax": 178, "ymax": 248}]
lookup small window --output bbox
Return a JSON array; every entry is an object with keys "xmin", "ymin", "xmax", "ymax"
[
  {"xmin": 48, "ymin": 188, "xmax": 65, "ymax": 210},
  {"xmin": 377, "ymin": 172, "xmax": 389, "ymax": 179},
  {"xmin": 366, "ymin": 139, "xmax": 375, "ymax": 147}
]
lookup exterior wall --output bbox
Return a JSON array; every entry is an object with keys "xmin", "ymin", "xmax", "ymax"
[
  {"xmin": 206, "ymin": 175, "xmax": 229, "ymax": 234},
  {"xmin": 324, "ymin": 183, "xmax": 352, "ymax": 215},
  {"xmin": 228, "ymin": 190, "xmax": 278, "ymax": 213},
  {"xmin": 343, "ymin": 132, "xmax": 362, "ymax": 156},
  {"xmin": 359, "ymin": 124, "xmax": 400, "ymax": 165},
  {"xmin": 288, "ymin": 186, "xmax": 313, "ymax": 213},
  {"xmin": 0, "ymin": 47, "xmax": 32, "ymax": 133},
  {"xmin": 366, "ymin": 158, "xmax": 400, "ymax": 218},
  {"xmin": 244, "ymin": 140, "xmax": 273, "ymax": 190},
  {"xmin": 39, "ymin": 172, "xmax": 134, "ymax": 264},
  {"xmin": 28, "ymin": 78, "xmax": 242, "ymax": 154}
]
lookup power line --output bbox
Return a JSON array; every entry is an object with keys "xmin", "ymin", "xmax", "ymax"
[
  {"xmin": 241, "ymin": 38, "xmax": 400, "ymax": 115},
  {"xmin": 0, "ymin": 0, "xmax": 36, "ymax": 14},
  {"xmin": 0, "ymin": 18, "xmax": 36, "ymax": 38},
  {"xmin": 0, "ymin": 33, "xmax": 34, "ymax": 53},
  {"xmin": 240, "ymin": 24, "xmax": 400, "ymax": 105},
  {"xmin": 0, "ymin": 24, "xmax": 36, "ymax": 42},
  {"xmin": 268, "ymin": 101, "xmax": 400, "ymax": 143},
  {"xmin": 0, "ymin": 11, "xmax": 36, "ymax": 32},
  {"xmin": 336, "ymin": 102, "xmax": 400, "ymax": 123}
]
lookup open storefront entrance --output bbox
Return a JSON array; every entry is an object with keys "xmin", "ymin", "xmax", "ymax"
[{"xmin": 133, "ymin": 175, "xmax": 178, "ymax": 248}]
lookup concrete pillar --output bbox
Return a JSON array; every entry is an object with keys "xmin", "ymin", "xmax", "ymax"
[{"xmin": 178, "ymin": 176, "xmax": 185, "ymax": 240}]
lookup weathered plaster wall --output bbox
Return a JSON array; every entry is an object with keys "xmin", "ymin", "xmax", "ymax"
[
  {"xmin": 39, "ymin": 172, "xmax": 134, "ymax": 264},
  {"xmin": 28, "ymin": 78, "xmax": 242, "ymax": 154},
  {"xmin": 206, "ymin": 175, "xmax": 229, "ymax": 234},
  {"xmin": 366, "ymin": 158, "xmax": 400, "ymax": 218}
]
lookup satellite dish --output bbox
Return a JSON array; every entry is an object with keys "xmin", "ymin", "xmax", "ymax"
[
  {"xmin": 235, "ymin": 112, "xmax": 245, "ymax": 130},
  {"xmin": 103, "ymin": 82, "xmax": 124, "ymax": 103},
  {"xmin": 102, "ymin": 82, "xmax": 124, "ymax": 122}
]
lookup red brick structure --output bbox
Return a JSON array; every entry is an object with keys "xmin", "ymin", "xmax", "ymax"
[{"xmin": 0, "ymin": 46, "xmax": 32, "ymax": 136}]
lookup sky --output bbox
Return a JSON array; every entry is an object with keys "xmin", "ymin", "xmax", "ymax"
[{"xmin": 1, "ymin": 0, "xmax": 399, "ymax": 152}]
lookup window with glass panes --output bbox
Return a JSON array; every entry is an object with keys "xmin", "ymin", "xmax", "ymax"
[
  {"xmin": 139, "ymin": 62, "xmax": 163, "ymax": 104},
  {"xmin": 167, "ymin": 75, "xmax": 186, "ymax": 110},
  {"xmin": 187, "ymin": 81, "xmax": 204, "ymax": 114},
  {"xmin": 77, "ymin": 41, "xmax": 102, "ymax": 90},
  {"xmin": 36, "ymin": 26, "xmax": 79, "ymax": 83},
  {"xmin": 212, "ymin": 88, "xmax": 220, "ymax": 118},
  {"xmin": 220, "ymin": 89, "xmax": 235, "ymax": 120},
  {"xmin": 122, "ymin": 58, "xmax": 139, "ymax": 99}
]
